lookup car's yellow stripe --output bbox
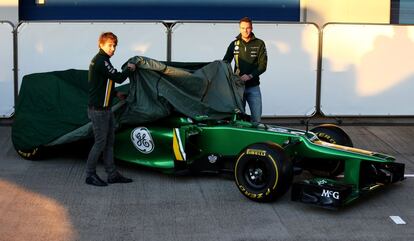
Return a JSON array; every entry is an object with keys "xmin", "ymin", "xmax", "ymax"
[
  {"xmin": 314, "ymin": 140, "xmax": 373, "ymax": 155},
  {"xmin": 173, "ymin": 128, "xmax": 185, "ymax": 161}
]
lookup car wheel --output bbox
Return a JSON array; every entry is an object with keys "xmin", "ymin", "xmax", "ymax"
[
  {"xmin": 16, "ymin": 147, "xmax": 42, "ymax": 160},
  {"xmin": 307, "ymin": 124, "xmax": 354, "ymax": 177},
  {"xmin": 311, "ymin": 124, "xmax": 353, "ymax": 147},
  {"xmin": 234, "ymin": 142, "xmax": 293, "ymax": 202}
]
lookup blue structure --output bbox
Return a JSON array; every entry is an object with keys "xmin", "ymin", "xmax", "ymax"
[
  {"xmin": 19, "ymin": 0, "xmax": 300, "ymax": 21},
  {"xmin": 390, "ymin": 0, "xmax": 414, "ymax": 24}
]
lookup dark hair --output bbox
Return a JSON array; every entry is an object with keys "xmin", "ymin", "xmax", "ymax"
[
  {"xmin": 98, "ymin": 32, "xmax": 118, "ymax": 46},
  {"xmin": 239, "ymin": 17, "xmax": 252, "ymax": 25}
]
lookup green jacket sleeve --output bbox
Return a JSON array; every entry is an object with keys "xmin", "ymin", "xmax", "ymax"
[
  {"xmin": 223, "ymin": 41, "xmax": 235, "ymax": 63},
  {"xmin": 251, "ymin": 41, "xmax": 267, "ymax": 78},
  {"xmin": 100, "ymin": 59, "xmax": 130, "ymax": 84}
]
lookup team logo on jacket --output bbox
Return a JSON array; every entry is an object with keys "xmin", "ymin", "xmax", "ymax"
[{"xmin": 131, "ymin": 127, "xmax": 154, "ymax": 154}]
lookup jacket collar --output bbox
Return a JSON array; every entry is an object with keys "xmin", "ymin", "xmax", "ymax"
[
  {"xmin": 236, "ymin": 32, "xmax": 256, "ymax": 42},
  {"xmin": 98, "ymin": 48, "xmax": 110, "ymax": 58}
]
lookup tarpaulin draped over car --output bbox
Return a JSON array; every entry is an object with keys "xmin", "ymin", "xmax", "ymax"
[
  {"xmin": 119, "ymin": 56, "xmax": 245, "ymax": 124},
  {"xmin": 12, "ymin": 57, "xmax": 245, "ymax": 151},
  {"xmin": 12, "ymin": 69, "xmax": 90, "ymax": 151}
]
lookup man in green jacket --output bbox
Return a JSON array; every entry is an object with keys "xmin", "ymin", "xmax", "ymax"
[
  {"xmin": 223, "ymin": 17, "xmax": 267, "ymax": 125},
  {"xmin": 86, "ymin": 32, "xmax": 136, "ymax": 186}
]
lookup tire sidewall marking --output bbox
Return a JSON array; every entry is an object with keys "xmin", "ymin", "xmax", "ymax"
[
  {"xmin": 317, "ymin": 133, "xmax": 337, "ymax": 144},
  {"xmin": 235, "ymin": 150, "xmax": 279, "ymax": 199}
]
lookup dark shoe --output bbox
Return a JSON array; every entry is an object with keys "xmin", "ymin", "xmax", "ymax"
[
  {"xmin": 85, "ymin": 173, "xmax": 108, "ymax": 186},
  {"xmin": 108, "ymin": 172, "xmax": 133, "ymax": 184}
]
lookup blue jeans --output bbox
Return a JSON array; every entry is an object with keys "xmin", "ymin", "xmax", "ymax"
[
  {"xmin": 86, "ymin": 108, "xmax": 117, "ymax": 176},
  {"xmin": 243, "ymin": 85, "xmax": 262, "ymax": 124}
]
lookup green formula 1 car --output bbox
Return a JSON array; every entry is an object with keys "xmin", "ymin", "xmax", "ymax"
[
  {"xmin": 114, "ymin": 113, "xmax": 405, "ymax": 209},
  {"xmin": 12, "ymin": 58, "xmax": 405, "ymax": 209}
]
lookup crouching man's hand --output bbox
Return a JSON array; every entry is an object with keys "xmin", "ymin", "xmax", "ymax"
[
  {"xmin": 116, "ymin": 91, "xmax": 128, "ymax": 100},
  {"xmin": 127, "ymin": 63, "xmax": 136, "ymax": 72}
]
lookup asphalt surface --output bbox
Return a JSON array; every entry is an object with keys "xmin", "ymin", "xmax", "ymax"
[{"xmin": 0, "ymin": 125, "xmax": 413, "ymax": 241}]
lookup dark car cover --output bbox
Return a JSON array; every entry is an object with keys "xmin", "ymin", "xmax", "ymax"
[
  {"xmin": 12, "ymin": 56, "xmax": 245, "ymax": 152},
  {"xmin": 119, "ymin": 56, "xmax": 244, "ymax": 124}
]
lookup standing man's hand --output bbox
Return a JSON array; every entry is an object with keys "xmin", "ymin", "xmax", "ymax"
[
  {"xmin": 127, "ymin": 63, "xmax": 136, "ymax": 71},
  {"xmin": 116, "ymin": 91, "xmax": 128, "ymax": 100},
  {"xmin": 240, "ymin": 74, "xmax": 253, "ymax": 82}
]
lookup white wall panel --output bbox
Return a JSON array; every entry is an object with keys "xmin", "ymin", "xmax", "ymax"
[
  {"xmin": 17, "ymin": 22, "xmax": 167, "ymax": 89},
  {"xmin": 0, "ymin": 22, "xmax": 14, "ymax": 118},
  {"xmin": 321, "ymin": 24, "xmax": 414, "ymax": 116},
  {"xmin": 172, "ymin": 23, "xmax": 319, "ymax": 117}
]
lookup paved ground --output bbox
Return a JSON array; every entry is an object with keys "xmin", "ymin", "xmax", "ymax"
[{"xmin": 0, "ymin": 125, "xmax": 413, "ymax": 241}]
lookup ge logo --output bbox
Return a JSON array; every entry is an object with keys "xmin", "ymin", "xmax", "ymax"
[{"xmin": 131, "ymin": 127, "xmax": 154, "ymax": 154}]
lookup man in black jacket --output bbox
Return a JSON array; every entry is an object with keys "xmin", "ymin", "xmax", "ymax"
[
  {"xmin": 86, "ymin": 32, "xmax": 136, "ymax": 186},
  {"xmin": 223, "ymin": 17, "xmax": 267, "ymax": 125}
]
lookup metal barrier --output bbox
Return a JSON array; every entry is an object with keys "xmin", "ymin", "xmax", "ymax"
[
  {"xmin": 3, "ymin": 21, "xmax": 413, "ymax": 120},
  {"xmin": 0, "ymin": 21, "xmax": 14, "ymax": 118},
  {"xmin": 321, "ymin": 23, "xmax": 414, "ymax": 116},
  {"xmin": 172, "ymin": 22, "xmax": 320, "ymax": 117},
  {"xmin": 17, "ymin": 21, "xmax": 167, "ymax": 90}
]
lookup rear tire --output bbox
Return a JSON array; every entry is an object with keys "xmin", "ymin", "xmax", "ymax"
[
  {"xmin": 234, "ymin": 142, "xmax": 293, "ymax": 202},
  {"xmin": 16, "ymin": 147, "xmax": 42, "ymax": 160}
]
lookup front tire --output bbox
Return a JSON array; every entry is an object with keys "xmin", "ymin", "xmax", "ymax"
[
  {"xmin": 234, "ymin": 142, "xmax": 293, "ymax": 202},
  {"xmin": 307, "ymin": 124, "xmax": 354, "ymax": 177},
  {"xmin": 311, "ymin": 124, "xmax": 353, "ymax": 147}
]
